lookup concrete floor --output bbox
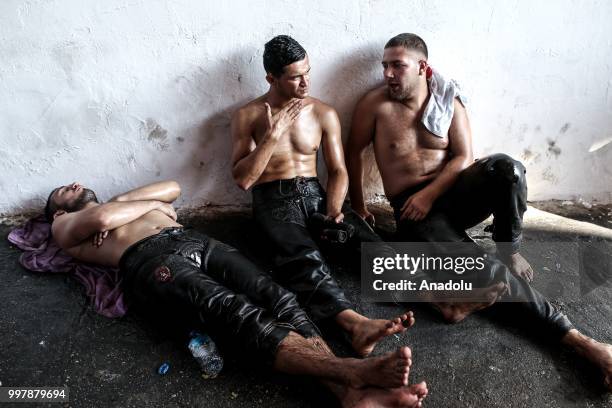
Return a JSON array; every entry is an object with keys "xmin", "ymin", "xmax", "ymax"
[{"xmin": 1, "ymin": 204, "xmax": 611, "ymax": 407}]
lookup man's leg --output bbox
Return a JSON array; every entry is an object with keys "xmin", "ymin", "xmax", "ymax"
[
  {"xmin": 393, "ymin": 188, "xmax": 612, "ymax": 390},
  {"xmin": 273, "ymin": 331, "xmax": 429, "ymax": 407},
  {"xmin": 318, "ymin": 202, "xmax": 418, "ymax": 356},
  {"xmin": 203, "ymin": 243, "xmax": 429, "ymax": 397},
  {"xmin": 394, "ymin": 203, "xmax": 569, "ymax": 329},
  {"xmin": 127, "ymin": 251, "xmax": 295, "ymax": 357},
  {"xmin": 204, "ymin": 238, "xmax": 320, "ymax": 339},
  {"xmin": 257, "ymin": 208, "xmax": 412, "ymax": 356},
  {"xmin": 393, "ymin": 207, "xmax": 509, "ymax": 320},
  {"xmin": 125, "ymin": 240, "xmax": 429, "ymax": 399},
  {"xmin": 200, "ymin": 240, "xmax": 428, "ymax": 392},
  {"xmin": 444, "ymin": 157, "xmax": 612, "ymax": 388},
  {"xmin": 441, "ymin": 154, "xmax": 533, "ymax": 280},
  {"xmin": 254, "ymin": 200, "xmax": 352, "ymax": 320},
  {"xmin": 561, "ymin": 330, "xmax": 612, "ymax": 390},
  {"xmin": 253, "ymin": 182, "xmax": 412, "ymax": 357}
]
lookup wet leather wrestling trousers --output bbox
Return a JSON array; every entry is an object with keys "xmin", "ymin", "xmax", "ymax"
[
  {"xmin": 120, "ymin": 227, "xmax": 320, "ymax": 361},
  {"xmin": 252, "ymin": 177, "xmax": 383, "ymax": 321},
  {"xmin": 390, "ymin": 154, "xmax": 574, "ymax": 339}
]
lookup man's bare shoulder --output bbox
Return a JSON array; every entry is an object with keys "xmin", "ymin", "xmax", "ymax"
[
  {"xmin": 357, "ymin": 85, "xmax": 389, "ymax": 111},
  {"xmin": 51, "ymin": 211, "xmax": 75, "ymax": 232},
  {"xmin": 233, "ymin": 95, "xmax": 267, "ymax": 122},
  {"xmin": 308, "ymin": 97, "xmax": 339, "ymax": 120},
  {"xmin": 50, "ymin": 217, "xmax": 67, "ymax": 245},
  {"xmin": 50, "ymin": 211, "xmax": 85, "ymax": 249}
]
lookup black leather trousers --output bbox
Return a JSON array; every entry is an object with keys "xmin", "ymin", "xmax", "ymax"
[
  {"xmin": 252, "ymin": 177, "xmax": 383, "ymax": 321},
  {"xmin": 390, "ymin": 153, "xmax": 528, "ymax": 253},
  {"xmin": 120, "ymin": 228, "xmax": 320, "ymax": 361},
  {"xmin": 390, "ymin": 154, "xmax": 574, "ymax": 339}
]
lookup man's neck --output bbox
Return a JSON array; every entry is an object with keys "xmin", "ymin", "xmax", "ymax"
[
  {"xmin": 400, "ymin": 80, "xmax": 429, "ymax": 112},
  {"xmin": 83, "ymin": 201, "xmax": 100, "ymax": 210},
  {"xmin": 266, "ymin": 89, "xmax": 296, "ymax": 108}
]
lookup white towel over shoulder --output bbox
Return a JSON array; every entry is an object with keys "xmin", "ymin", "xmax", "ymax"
[{"xmin": 421, "ymin": 69, "xmax": 467, "ymax": 138}]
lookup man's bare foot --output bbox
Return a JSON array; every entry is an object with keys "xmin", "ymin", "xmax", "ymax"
[
  {"xmin": 350, "ymin": 312, "xmax": 415, "ymax": 357},
  {"xmin": 590, "ymin": 342, "xmax": 612, "ymax": 390},
  {"xmin": 501, "ymin": 252, "xmax": 534, "ymax": 282},
  {"xmin": 564, "ymin": 330, "xmax": 612, "ymax": 390},
  {"xmin": 348, "ymin": 347, "xmax": 412, "ymax": 388},
  {"xmin": 433, "ymin": 282, "xmax": 507, "ymax": 323},
  {"xmin": 342, "ymin": 382, "xmax": 428, "ymax": 408}
]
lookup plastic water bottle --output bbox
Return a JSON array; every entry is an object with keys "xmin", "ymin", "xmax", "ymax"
[{"xmin": 188, "ymin": 331, "xmax": 223, "ymax": 379}]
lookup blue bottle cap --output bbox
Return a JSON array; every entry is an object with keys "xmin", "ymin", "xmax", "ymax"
[{"xmin": 158, "ymin": 362, "xmax": 170, "ymax": 375}]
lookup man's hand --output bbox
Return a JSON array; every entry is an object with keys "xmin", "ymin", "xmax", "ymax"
[
  {"xmin": 265, "ymin": 100, "xmax": 302, "ymax": 139},
  {"xmin": 400, "ymin": 190, "xmax": 435, "ymax": 221},
  {"xmin": 158, "ymin": 203, "xmax": 178, "ymax": 221},
  {"xmin": 92, "ymin": 231, "xmax": 109, "ymax": 248},
  {"xmin": 355, "ymin": 208, "xmax": 375, "ymax": 227},
  {"xmin": 327, "ymin": 211, "xmax": 345, "ymax": 224}
]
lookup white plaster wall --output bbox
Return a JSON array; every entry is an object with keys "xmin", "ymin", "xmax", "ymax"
[{"xmin": 1, "ymin": 0, "xmax": 611, "ymax": 214}]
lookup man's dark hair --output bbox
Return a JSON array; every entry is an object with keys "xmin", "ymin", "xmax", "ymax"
[
  {"xmin": 43, "ymin": 186, "xmax": 98, "ymax": 223},
  {"xmin": 44, "ymin": 187, "xmax": 60, "ymax": 223},
  {"xmin": 385, "ymin": 33, "xmax": 428, "ymax": 59},
  {"xmin": 263, "ymin": 35, "xmax": 307, "ymax": 78}
]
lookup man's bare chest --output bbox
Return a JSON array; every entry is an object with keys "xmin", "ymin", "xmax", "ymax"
[
  {"xmin": 375, "ymin": 111, "xmax": 449, "ymax": 153},
  {"xmin": 254, "ymin": 119, "xmax": 322, "ymax": 155}
]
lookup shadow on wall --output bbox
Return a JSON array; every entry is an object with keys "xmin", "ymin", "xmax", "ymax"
[
  {"xmin": 316, "ymin": 41, "xmax": 386, "ymax": 201},
  {"xmin": 173, "ymin": 48, "xmax": 265, "ymax": 207}
]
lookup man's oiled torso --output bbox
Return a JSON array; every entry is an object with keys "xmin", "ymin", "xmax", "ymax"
[
  {"xmin": 64, "ymin": 210, "xmax": 181, "ymax": 267},
  {"xmin": 370, "ymin": 87, "xmax": 450, "ymax": 199},
  {"xmin": 250, "ymin": 96, "xmax": 323, "ymax": 184}
]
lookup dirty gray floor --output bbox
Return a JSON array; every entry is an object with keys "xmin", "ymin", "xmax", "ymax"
[{"xmin": 1, "ymin": 204, "xmax": 611, "ymax": 408}]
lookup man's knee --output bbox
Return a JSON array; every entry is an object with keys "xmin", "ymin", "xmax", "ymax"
[
  {"xmin": 272, "ymin": 246, "xmax": 331, "ymax": 285},
  {"xmin": 484, "ymin": 153, "xmax": 526, "ymax": 184}
]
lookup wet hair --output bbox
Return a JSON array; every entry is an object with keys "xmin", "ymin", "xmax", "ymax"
[
  {"xmin": 44, "ymin": 187, "xmax": 61, "ymax": 223},
  {"xmin": 385, "ymin": 33, "xmax": 428, "ymax": 59},
  {"xmin": 263, "ymin": 35, "xmax": 307, "ymax": 78}
]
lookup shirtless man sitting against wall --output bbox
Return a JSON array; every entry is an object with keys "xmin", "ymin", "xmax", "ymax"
[
  {"xmin": 346, "ymin": 32, "xmax": 612, "ymax": 390},
  {"xmin": 231, "ymin": 35, "xmax": 412, "ymax": 357}
]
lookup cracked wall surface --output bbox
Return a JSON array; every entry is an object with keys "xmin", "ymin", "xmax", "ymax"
[{"xmin": 1, "ymin": 0, "xmax": 612, "ymax": 214}]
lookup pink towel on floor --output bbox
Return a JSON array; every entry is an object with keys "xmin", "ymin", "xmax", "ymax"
[{"xmin": 7, "ymin": 215, "xmax": 127, "ymax": 318}]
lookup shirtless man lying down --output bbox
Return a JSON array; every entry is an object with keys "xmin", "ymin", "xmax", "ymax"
[{"xmin": 45, "ymin": 180, "xmax": 428, "ymax": 407}]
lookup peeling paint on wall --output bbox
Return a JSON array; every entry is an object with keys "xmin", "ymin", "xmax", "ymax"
[
  {"xmin": 142, "ymin": 118, "xmax": 169, "ymax": 151},
  {"xmin": 542, "ymin": 166, "xmax": 559, "ymax": 184},
  {"xmin": 560, "ymin": 123, "xmax": 571, "ymax": 134},
  {"xmin": 547, "ymin": 139, "xmax": 562, "ymax": 158}
]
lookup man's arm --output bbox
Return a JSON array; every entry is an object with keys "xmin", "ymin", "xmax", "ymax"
[
  {"xmin": 400, "ymin": 99, "xmax": 473, "ymax": 221},
  {"xmin": 109, "ymin": 180, "xmax": 181, "ymax": 203},
  {"xmin": 52, "ymin": 200, "xmax": 174, "ymax": 249},
  {"xmin": 346, "ymin": 94, "xmax": 377, "ymax": 225},
  {"xmin": 320, "ymin": 106, "xmax": 348, "ymax": 222},
  {"xmin": 231, "ymin": 100, "xmax": 302, "ymax": 190}
]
